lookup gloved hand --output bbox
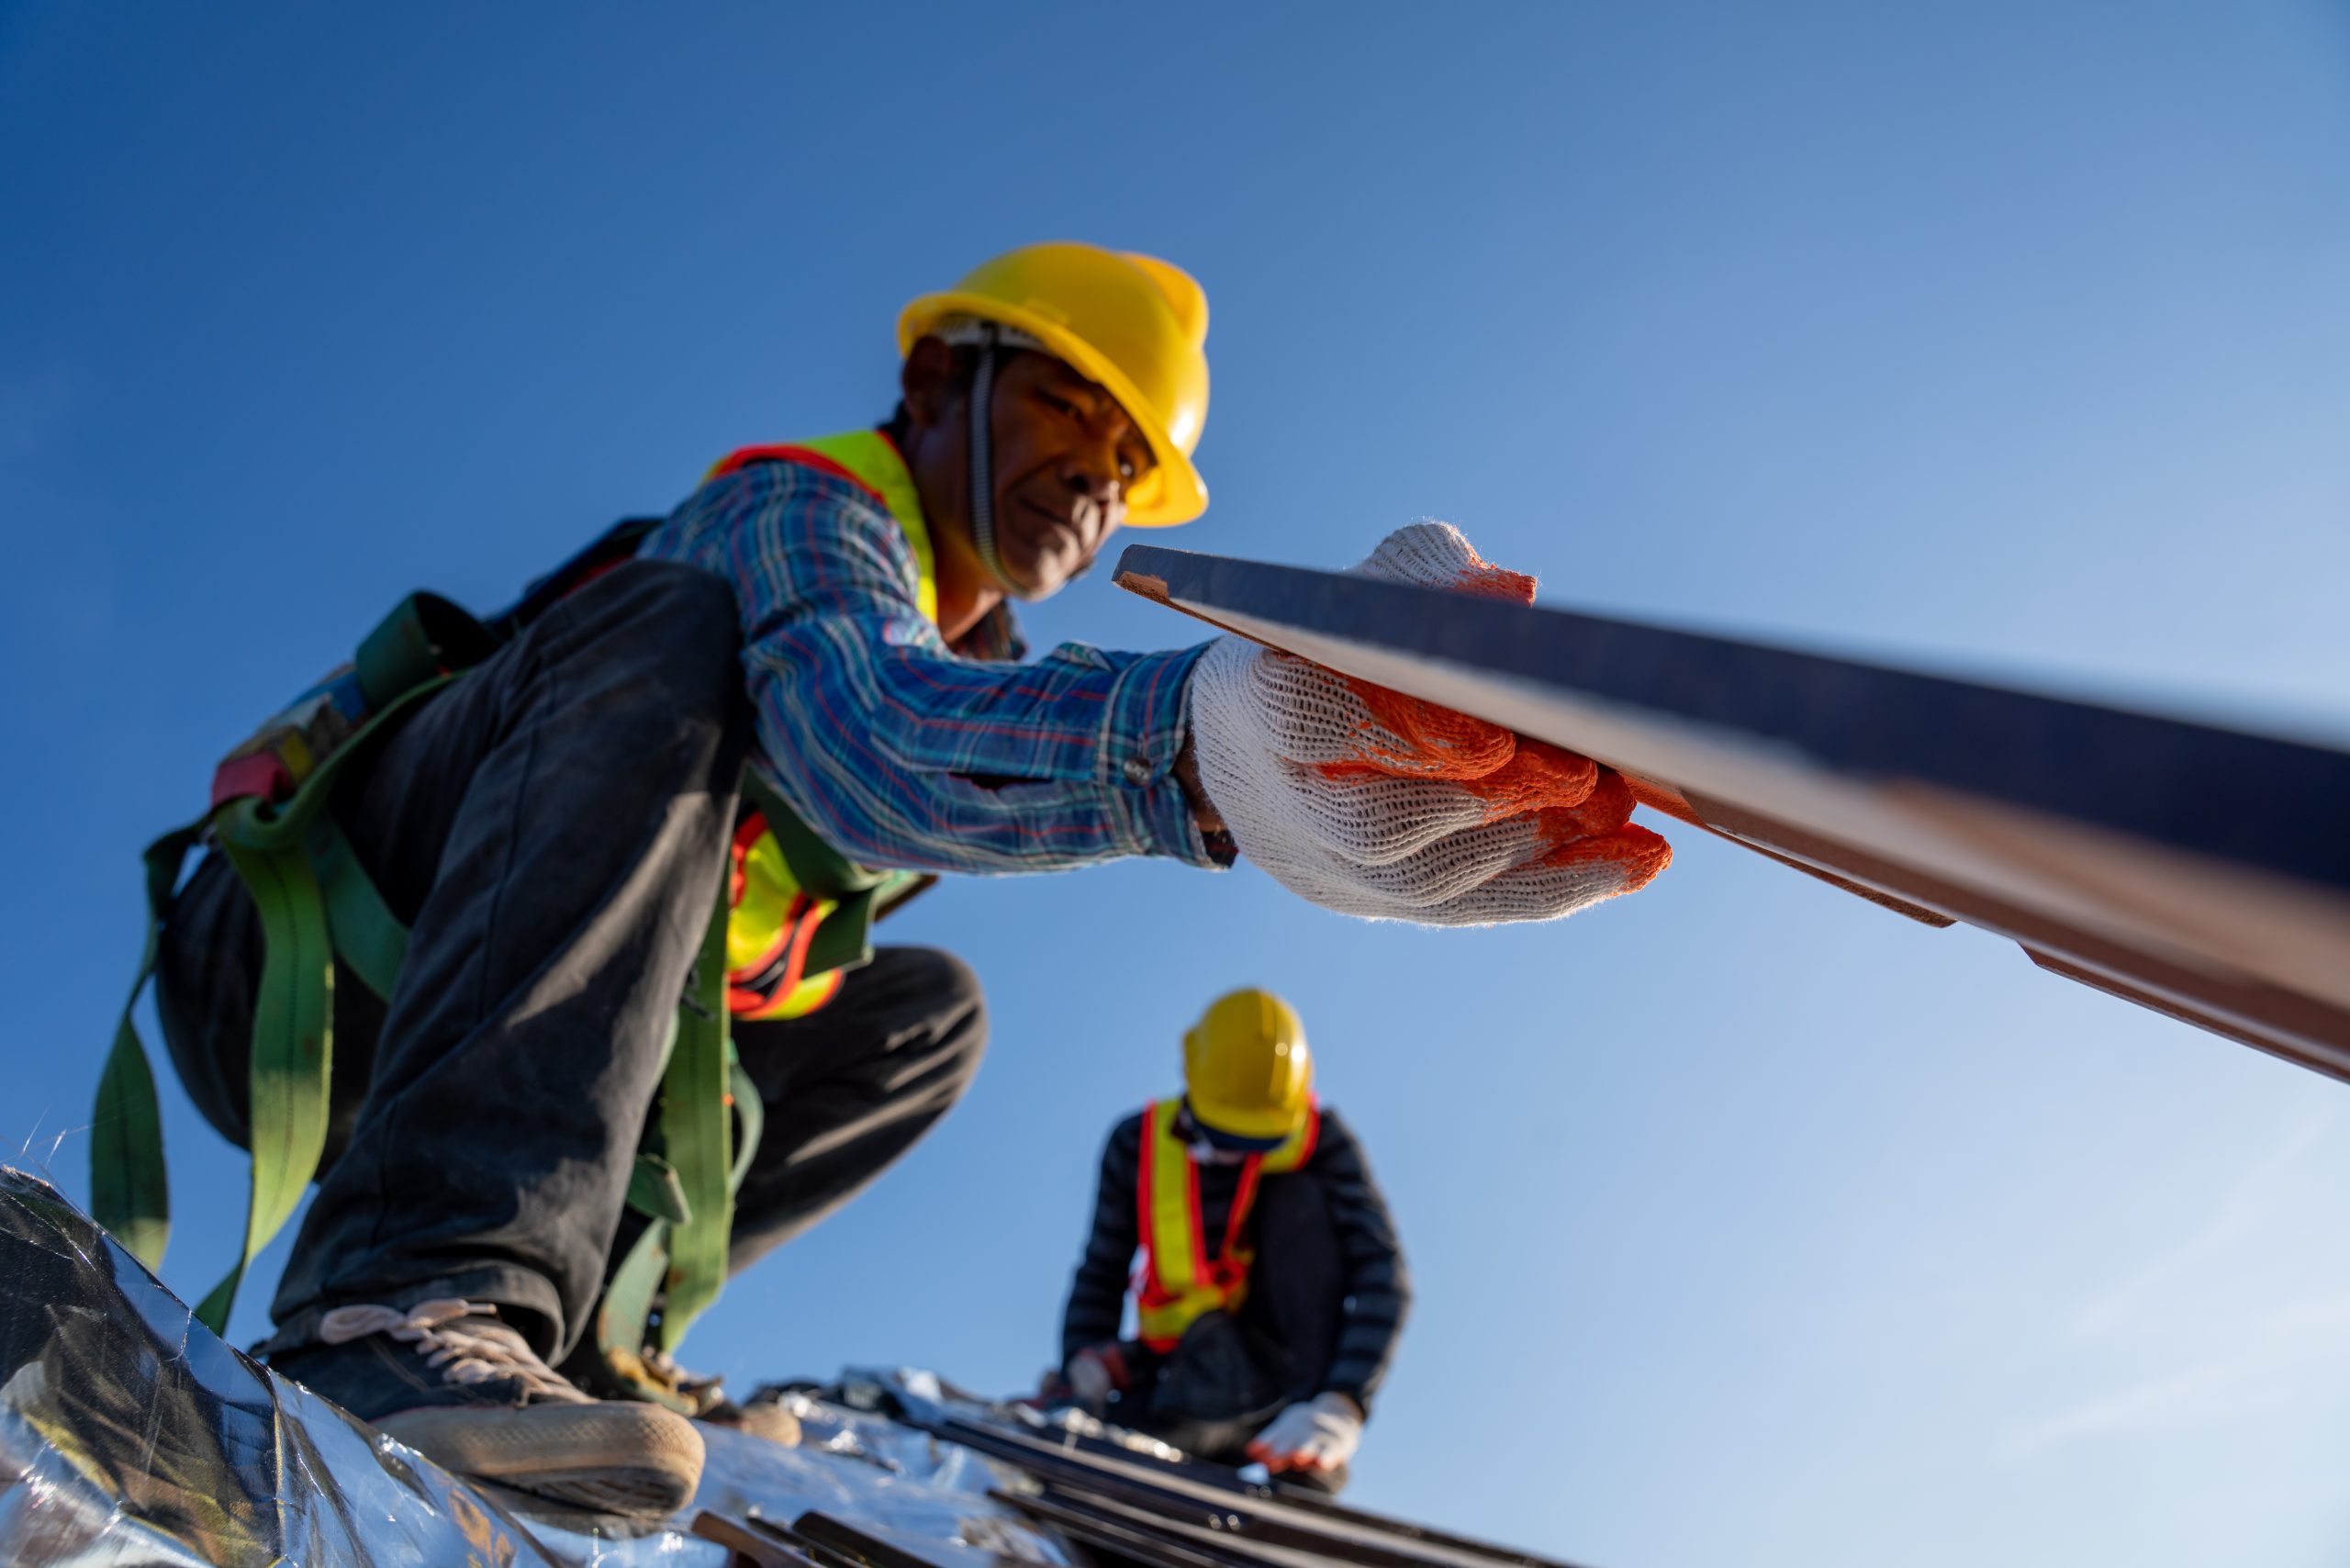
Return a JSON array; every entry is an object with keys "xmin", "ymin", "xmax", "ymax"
[
  {"xmin": 1063, "ymin": 1343, "xmax": 1130, "ymax": 1414},
  {"xmin": 1185, "ymin": 522, "xmax": 1671, "ymax": 924},
  {"xmin": 1246, "ymin": 1391, "xmax": 1365, "ymax": 1473}
]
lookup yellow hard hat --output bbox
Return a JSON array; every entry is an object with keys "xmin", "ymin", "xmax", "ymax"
[
  {"xmin": 899, "ymin": 241, "xmax": 1210, "ymax": 528},
  {"xmin": 1181, "ymin": 988, "xmax": 1313, "ymax": 1145}
]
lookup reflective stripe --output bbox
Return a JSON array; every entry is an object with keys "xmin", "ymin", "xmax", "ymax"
[
  {"xmin": 705, "ymin": 431, "xmax": 938, "ymax": 1021},
  {"xmin": 95, "ymin": 675, "xmax": 453, "ymax": 1333},
  {"xmin": 734, "ymin": 966, "xmax": 844, "ymax": 1022},
  {"xmin": 1133, "ymin": 1095, "xmax": 1320, "ymax": 1351}
]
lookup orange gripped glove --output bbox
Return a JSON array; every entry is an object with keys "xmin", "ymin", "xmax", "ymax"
[{"xmin": 1184, "ymin": 523, "xmax": 1670, "ymax": 925}]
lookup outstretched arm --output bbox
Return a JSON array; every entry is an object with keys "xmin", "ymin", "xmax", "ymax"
[{"xmin": 642, "ymin": 462, "xmax": 1220, "ymax": 876}]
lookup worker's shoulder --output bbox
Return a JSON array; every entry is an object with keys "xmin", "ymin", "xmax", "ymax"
[
  {"xmin": 683, "ymin": 452, "xmax": 902, "ymax": 532},
  {"xmin": 1106, "ymin": 1107, "xmax": 1149, "ymax": 1149},
  {"xmin": 1310, "ymin": 1103, "xmax": 1361, "ymax": 1157}
]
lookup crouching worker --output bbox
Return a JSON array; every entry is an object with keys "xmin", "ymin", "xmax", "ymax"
[
  {"xmin": 96, "ymin": 241, "xmax": 1666, "ymax": 1523},
  {"xmin": 1055, "ymin": 990, "xmax": 1408, "ymax": 1491}
]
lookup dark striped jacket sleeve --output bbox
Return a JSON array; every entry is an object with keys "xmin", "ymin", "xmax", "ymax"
[
  {"xmin": 1312, "ymin": 1109, "xmax": 1412, "ymax": 1410},
  {"xmin": 1060, "ymin": 1114, "xmax": 1145, "ymax": 1366}
]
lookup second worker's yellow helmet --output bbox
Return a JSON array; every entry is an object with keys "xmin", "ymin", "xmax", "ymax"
[
  {"xmin": 1182, "ymin": 988, "xmax": 1313, "ymax": 1145},
  {"xmin": 899, "ymin": 241, "xmax": 1210, "ymax": 528}
]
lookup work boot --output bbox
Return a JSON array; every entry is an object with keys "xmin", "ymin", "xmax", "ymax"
[
  {"xmin": 562, "ymin": 1330, "xmax": 803, "ymax": 1449},
  {"xmin": 271, "ymin": 1298, "xmax": 705, "ymax": 1518}
]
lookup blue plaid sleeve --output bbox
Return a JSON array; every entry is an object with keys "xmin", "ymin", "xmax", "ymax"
[{"xmin": 636, "ymin": 462, "xmax": 1218, "ymax": 875}]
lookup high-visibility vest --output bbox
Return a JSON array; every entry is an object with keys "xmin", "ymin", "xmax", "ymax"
[
  {"xmin": 1133, "ymin": 1095, "xmax": 1322, "ymax": 1352},
  {"xmin": 702, "ymin": 431, "xmax": 941, "ymax": 1021}
]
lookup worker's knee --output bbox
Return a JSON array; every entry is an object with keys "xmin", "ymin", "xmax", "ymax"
[
  {"xmin": 887, "ymin": 946, "xmax": 989, "ymax": 1093},
  {"xmin": 538, "ymin": 559, "xmax": 744, "ymax": 729}
]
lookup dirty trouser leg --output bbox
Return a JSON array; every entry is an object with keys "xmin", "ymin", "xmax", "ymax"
[
  {"xmin": 151, "ymin": 560, "xmax": 749, "ymax": 1361},
  {"xmin": 722, "ymin": 946, "xmax": 987, "ymax": 1274}
]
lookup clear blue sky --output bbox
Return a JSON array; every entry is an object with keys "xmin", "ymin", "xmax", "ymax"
[{"xmin": 5, "ymin": 6, "xmax": 2348, "ymax": 1564}]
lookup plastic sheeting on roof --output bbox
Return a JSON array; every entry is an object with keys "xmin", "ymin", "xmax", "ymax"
[
  {"xmin": 4, "ymin": 1165, "xmax": 1584, "ymax": 1568},
  {"xmin": 0, "ymin": 1166, "xmax": 1066, "ymax": 1568}
]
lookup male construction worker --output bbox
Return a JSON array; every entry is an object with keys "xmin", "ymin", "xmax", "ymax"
[
  {"xmin": 105, "ymin": 241, "xmax": 1670, "ymax": 1518},
  {"xmin": 1057, "ymin": 990, "xmax": 1404, "ymax": 1491}
]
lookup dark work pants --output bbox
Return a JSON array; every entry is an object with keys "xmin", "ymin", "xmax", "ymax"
[
  {"xmin": 152, "ymin": 561, "xmax": 986, "ymax": 1361},
  {"xmin": 1134, "ymin": 1169, "xmax": 1346, "ymax": 1463}
]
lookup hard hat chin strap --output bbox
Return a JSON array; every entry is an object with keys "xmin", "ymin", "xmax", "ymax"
[
  {"xmin": 964, "ymin": 333, "xmax": 1020, "ymax": 599},
  {"xmin": 947, "ymin": 319, "xmax": 1056, "ymax": 603}
]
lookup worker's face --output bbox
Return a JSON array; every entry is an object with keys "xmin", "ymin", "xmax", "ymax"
[{"xmin": 903, "ymin": 338, "xmax": 1158, "ymax": 599}]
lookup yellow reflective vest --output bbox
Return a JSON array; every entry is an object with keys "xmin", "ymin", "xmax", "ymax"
[
  {"xmin": 1133, "ymin": 1095, "xmax": 1322, "ymax": 1351},
  {"xmin": 704, "ymin": 431, "xmax": 940, "ymax": 1021}
]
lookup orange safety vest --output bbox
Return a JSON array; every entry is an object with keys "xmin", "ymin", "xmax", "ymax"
[
  {"xmin": 704, "ymin": 430, "xmax": 941, "ymax": 1021},
  {"xmin": 1133, "ymin": 1095, "xmax": 1322, "ymax": 1352}
]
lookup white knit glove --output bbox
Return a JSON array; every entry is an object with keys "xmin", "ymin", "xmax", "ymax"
[
  {"xmin": 1246, "ymin": 1392, "xmax": 1365, "ymax": 1473},
  {"xmin": 1186, "ymin": 522, "xmax": 1670, "ymax": 924},
  {"xmin": 1063, "ymin": 1344, "xmax": 1124, "ymax": 1414}
]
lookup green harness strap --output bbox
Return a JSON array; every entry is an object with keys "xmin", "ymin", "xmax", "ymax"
[
  {"xmin": 94, "ymin": 664, "xmax": 752, "ymax": 1346},
  {"xmin": 596, "ymin": 889, "xmax": 766, "ymax": 1406},
  {"xmin": 93, "ymin": 594, "xmax": 913, "ymax": 1357},
  {"xmin": 198, "ymin": 820, "xmax": 333, "ymax": 1331},
  {"xmin": 653, "ymin": 885, "xmax": 739, "ymax": 1350},
  {"xmin": 93, "ymin": 592, "xmax": 474, "ymax": 1294},
  {"xmin": 93, "ymin": 678, "xmax": 449, "ymax": 1332},
  {"xmin": 92, "ymin": 826, "xmax": 208, "ymax": 1272},
  {"xmin": 744, "ymin": 773, "xmax": 929, "ymax": 980}
]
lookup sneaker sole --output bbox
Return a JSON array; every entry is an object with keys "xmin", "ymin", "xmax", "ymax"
[{"xmin": 377, "ymin": 1402, "xmax": 705, "ymax": 1518}]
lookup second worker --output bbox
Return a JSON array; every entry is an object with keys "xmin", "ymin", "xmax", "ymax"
[{"xmin": 1057, "ymin": 990, "xmax": 1409, "ymax": 1491}]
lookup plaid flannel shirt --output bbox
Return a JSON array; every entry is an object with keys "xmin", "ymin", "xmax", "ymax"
[{"xmin": 637, "ymin": 459, "xmax": 1217, "ymax": 876}]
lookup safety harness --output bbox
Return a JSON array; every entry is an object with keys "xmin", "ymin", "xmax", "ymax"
[
  {"xmin": 94, "ymin": 431, "xmax": 939, "ymax": 1407},
  {"xmin": 1132, "ymin": 1096, "xmax": 1322, "ymax": 1352}
]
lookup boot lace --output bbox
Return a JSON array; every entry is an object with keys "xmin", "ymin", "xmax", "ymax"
[{"xmin": 319, "ymin": 1297, "xmax": 585, "ymax": 1404}]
